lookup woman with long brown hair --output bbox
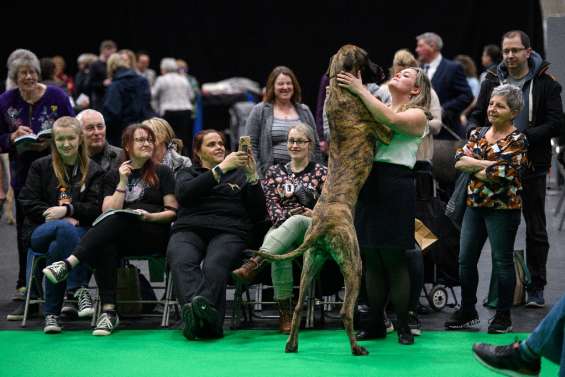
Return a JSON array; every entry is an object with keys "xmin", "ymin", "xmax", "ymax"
[
  {"xmin": 42, "ymin": 123, "xmax": 178, "ymax": 336},
  {"xmin": 18, "ymin": 116, "xmax": 103, "ymax": 333}
]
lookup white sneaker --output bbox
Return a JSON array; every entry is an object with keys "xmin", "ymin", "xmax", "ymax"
[
  {"xmin": 93, "ymin": 312, "xmax": 119, "ymax": 336},
  {"xmin": 44, "ymin": 315, "xmax": 62, "ymax": 334},
  {"xmin": 74, "ymin": 288, "xmax": 95, "ymax": 318},
  {"xmin": 42, "ymin": 261, "xmax": 69, "ymax": 284}
]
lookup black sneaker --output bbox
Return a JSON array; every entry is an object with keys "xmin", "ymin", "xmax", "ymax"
[
  {"xmin": 60, "ymin": 302, "xmax": 79, "ymax": 320},
  {"xmin": 488, "ymin": 311, "xmax": 512, "ymax": 334},
  {"xmin": 6, "ymin": 302, "xmax": 39, "ymax": 321},
  {"xmin": 191, "ymin": 296, "xmax": 223, "ymax": 339},
  {"xmin": 408, "ymin": 311, "xmax": 422, "ymax": 336},
  {"xmin": 92, "ymin": 311, "xmax": 119, "ymax": 336},
  {"xmin": 12, "ymin": 287, "xmax": 27, "ymax": 302},
  {"xmin": 181, "ymin": 303, "xmax": 197, "ymax": 340},
  {"xmin": 74, "ymin": 288, "xmax": 95, "ymax": 318},
  {"xmin": 473, "ymin": 341, "xmax": 541, "ymax": 376},
  {"xmin": 43, "ymin": 315, "xmax": 62, "ymax": 334},
  {"xmin": 42, "ymin": 261, "xmax": 69, "ymax": 284},
  {"xmin": 525, "ymin": 290, "xmax": 545, "ymax": 308},
  {"xmin": 445, "ymin": 308, "xmax": 480, "ymax": 330},
  {"xmin": 397, "ymin": 324, "xmax": 415, "ymax": 345}
]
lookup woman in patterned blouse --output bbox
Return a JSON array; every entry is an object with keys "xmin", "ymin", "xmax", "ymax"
[
  {"xmin": 445, "ymin": 84, "xmax": 528, "ymax": 334},
  {"xmin": 232, "ymin": 123, "xmax": 327, "ymax": 333}
]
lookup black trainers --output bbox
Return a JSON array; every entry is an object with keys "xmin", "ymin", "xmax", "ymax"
[
  {"xmin": 60, "ymin": 302, "xmax": 79, "ymax": 320},
  {"xmin": 445, "ymin": 308, "xmax": 480, "ymax": 330},
  {"xmin": 397, "ymin": 324, "xmax": 415, "ymax": 345},
  {"xmin": 408, "ymin": 311, "xmax": 422, "ymax": 336},
  {"xmin": 191, "ymin": 296, "xmax": 223, "ymax": 339},
  {"xmin": 182, "ymin": 303, "xmax": 197, "ymax": 340},
  {"xmin": 526, "ymin": 290, "xmax": 545, "ymax": 308},
  {"xmin": 473, "ymin": 341, "xmax": 541, "ymax": 376},
  {"xmin": 42, "ymin": 261, "xmax": 69, "ymax": 284},
  {"xmin": 488, "ymin": 310, "xmax": 513, "ymax": 334},
  {"xmin": 74, "ymin": 288, "xmax": 95, "ymax": 318},
  {"xmin": 43, "ymin": 315, "xmax": 62, "ymax": 334},
  {"xmin": 6, "ymin": 302, "xmax": 39, "ymax": 321},
  {"xmin": 92, "ymin": 311, "xmax": 119, "ymax": 336}
]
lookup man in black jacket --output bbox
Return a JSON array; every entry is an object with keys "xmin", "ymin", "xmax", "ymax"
[{"xmin": 468, "ymin": 30, "xmax": 563, "ymax": 307}]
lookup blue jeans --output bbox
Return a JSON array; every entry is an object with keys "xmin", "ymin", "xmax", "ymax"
[
  {"xmin": 30, "ymin": 220, "xmax": 89, "ymax": 315},
  {"xmin": 459, "ymin": 207, "xmax": 521, "ymax": 312},
  {"xmin": 525, "ymin": 294, "xmax": 565, "ymax": 375}
]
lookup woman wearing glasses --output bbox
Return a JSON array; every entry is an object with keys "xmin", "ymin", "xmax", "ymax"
[
  {"xmin": 232, "ymin": 123, "xmax": 327, "ymax": 333},
  {"xmin": 245, "ymin": 66, "xmax": 321, "ymax": 177},
  {"xmin": 42, "ymin": 124, "xmax": 178, "ymax": 336}
]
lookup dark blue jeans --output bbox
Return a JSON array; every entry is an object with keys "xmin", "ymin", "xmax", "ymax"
[
  {"xmin": 525, "ymin": 294, "xmax": 565, "ymax": 373},
  {"xmin": 459, "ymin": 207, "xmax": 521, "ymax": 312},
  {"xmin": 30, "ymin": 220, "xmax": 89, "ymax": 315}
]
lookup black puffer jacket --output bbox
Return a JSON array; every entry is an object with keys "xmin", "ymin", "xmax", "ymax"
[{"xmin": 468, "ymin": 52, "xmax": 563, "ymax": 175}]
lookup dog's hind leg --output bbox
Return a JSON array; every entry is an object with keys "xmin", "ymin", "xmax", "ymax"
[{"xmin": 285, "ymin": 250, "xmax": 326, "ymax": 353}]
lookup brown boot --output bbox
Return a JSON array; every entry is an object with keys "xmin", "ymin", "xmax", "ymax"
[
  {"xmin": 278, "ymin": 298, "xmax": 293, "ymax": 333},
  {"xmin": 231, "ymin": 256, "xmax": 264, "ymax": 284}
]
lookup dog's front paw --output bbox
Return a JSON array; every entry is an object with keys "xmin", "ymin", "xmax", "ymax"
[
  {"xmin": 352, "ymin": 344, "xmax": 369, "ymax": 356},
  {"xmin": 285, "ymin": 342, "xmax": 298, "ymax": 353}
]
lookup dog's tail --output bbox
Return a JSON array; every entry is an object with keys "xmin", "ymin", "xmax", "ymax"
[{"xmin": 254, "ymin": 235, "xmax": 317, "ymax": 262}]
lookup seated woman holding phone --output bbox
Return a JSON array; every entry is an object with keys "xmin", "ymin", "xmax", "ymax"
[
  {"xmin": 232, "ymin": 123, "xmax": 327, "ymax": 333},
  {"xmin": 168, "ymin": 129, "xmax": 267, "ymax": 341}
]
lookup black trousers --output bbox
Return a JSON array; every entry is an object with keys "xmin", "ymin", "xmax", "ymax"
[
  {"xmin": 163, "ymin": 110, "xmax": 193, "ymax": 157},
  {"xmin": 73, "ymin": 214, "xmax": 170, "ymax": 305},
  {"xmin": 521, "ymin": 174, "xmax": 549, "ymax": 291},
  {"xmin": 167, "ymin": 228, "xmax": 246, "ymax": 326}
]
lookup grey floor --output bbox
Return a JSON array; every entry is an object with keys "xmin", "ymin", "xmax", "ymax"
[{"xmin": 1, "ymin": 182, "xmax": 564, "ymax": 333}]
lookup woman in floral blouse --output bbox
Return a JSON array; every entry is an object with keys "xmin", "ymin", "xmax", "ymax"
[
  {"xmin": 232, "ymin": 123, "xmax": 327, "ymax": 333},
  {"xmin": 445, "ymin": 84, "xmax": 528, "ymax": 334}
]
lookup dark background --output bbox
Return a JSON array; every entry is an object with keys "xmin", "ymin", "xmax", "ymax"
[{"xmin": 0, "ymin": 1, "xmax": 543, "ymax": 123}]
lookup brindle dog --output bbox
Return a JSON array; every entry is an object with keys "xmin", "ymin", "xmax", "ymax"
[{"xmin": 255, "ymin": 44, "xmax": 392, "ymax": 356}]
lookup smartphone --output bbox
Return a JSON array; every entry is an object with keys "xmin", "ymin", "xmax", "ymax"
[{"xmin": 239, "ymin": 136, "xmax": 251, "ymax": 153}]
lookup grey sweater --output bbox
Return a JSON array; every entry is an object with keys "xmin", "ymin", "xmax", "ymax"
[{"xmin": 244, "ymin": 101, "xmax": 321, "ymax": 177}]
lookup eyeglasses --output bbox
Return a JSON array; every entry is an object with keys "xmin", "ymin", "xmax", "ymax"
[
  {"xmin": 502, "ymin": 47, "xmax": 526, "ymax": 55},
  {"xmin": 287, "ymin": 139, "xmax": 310, "ymax": 146},
  {"xmin": 134, "ymin": 137, "xmax": 155, "ymax": 145}
]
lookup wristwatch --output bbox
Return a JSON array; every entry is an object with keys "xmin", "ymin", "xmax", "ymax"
[{"xmin": 212, "ymin": 165, "xmax": 224, "ymax": 182}]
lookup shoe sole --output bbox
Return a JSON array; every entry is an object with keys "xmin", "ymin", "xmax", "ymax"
[
  {"xmin": 525, "ymin": 302, "xmax": 545, "ymax": 308},
  {"xmin": 44, "ymin": 326, "xmax": 62, "ymax": 334},
  {"xmin": 472, "ymin": 352, "xmax": 533, "ymax": 377},
  {"xmin": 445, "ymin": 319, "xmax": 480, "ymax": 330},
  {"xmin": 410, "ymin": 328, "xmax": 422, "ymax": 336},
  {"xmin": 78, "ymin": 308, "xmax": 95, "ymax": 318},
  {"xmin": 6, "ymin": 315, "xmax": 24, "ymax": 321},
  {"xmin": 487, "ymin": 326, "xmax": 512, "ymax": 334}
]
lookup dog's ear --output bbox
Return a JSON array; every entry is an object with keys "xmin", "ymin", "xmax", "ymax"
[{"xmin": 365, "ymin": 59, "xmax": 385, "ymax": 84}]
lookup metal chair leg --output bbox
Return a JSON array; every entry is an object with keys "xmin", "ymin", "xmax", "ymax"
[
  {"xmin": 21, "ymin": 255, "xmax": 37, "ymax": 328},
  {"xmin": 161, "ymin": 272, "xmax": 173, "ymax": 327}
]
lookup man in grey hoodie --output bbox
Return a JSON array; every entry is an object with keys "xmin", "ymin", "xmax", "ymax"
[{"xmin": 468, "ymin": 30, "xmax": 563, "ymax": 308}]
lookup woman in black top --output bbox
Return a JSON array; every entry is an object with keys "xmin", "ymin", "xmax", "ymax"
[
  {"xmin": 169, "ymin": 129, "xmax": 266, "ymax": 340},
  {"xmin": 42, "ymin": 123, "xmax": 178, "ymax": 336},
  {"xmin": 18, "ymin": 116, "xmax": 103, "ymax": 333}
]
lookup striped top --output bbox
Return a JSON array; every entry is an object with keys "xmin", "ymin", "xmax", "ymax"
[{"xmin": 271, "ymin": 117, "xmax": 301, "ymax": 164}]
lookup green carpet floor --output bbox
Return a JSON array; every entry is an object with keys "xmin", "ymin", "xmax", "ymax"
[{"xmin": 0, "ymin": 329, "xmax": 558, "ymax": 377}]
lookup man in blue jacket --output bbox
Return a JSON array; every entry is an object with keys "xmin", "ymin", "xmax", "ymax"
[
  {"xmin": 416, "ymin": 32, "xmax": 473, "ymax": 139},
  {"xmin": 468, "ymin": 30, "xmax": 563, "ymax": 307}
]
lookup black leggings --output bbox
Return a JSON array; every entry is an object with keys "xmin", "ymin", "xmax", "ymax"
[
  {"xmin": 364, "ymin": 247, "xmax": 410, "ymax": 328},
  {"xmin": 73, "ymin": 213, "xmax": 170, "ymax": 305}
]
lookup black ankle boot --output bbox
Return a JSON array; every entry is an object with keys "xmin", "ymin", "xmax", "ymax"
[{"xmin": 397, "ymin": 324, "xmax": 414, "ymax": 345}]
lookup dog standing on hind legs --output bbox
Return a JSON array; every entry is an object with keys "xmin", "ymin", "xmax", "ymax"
[{"xmin": 255, "ymin": 44, "xmax": 392, "ymax": 356}]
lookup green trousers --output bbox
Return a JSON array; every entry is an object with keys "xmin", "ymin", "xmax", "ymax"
[{"xmin": 261, "ymin": 215, "xmax": 311, "ymax": 300}]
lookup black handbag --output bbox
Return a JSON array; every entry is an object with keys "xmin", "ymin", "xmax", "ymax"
[{"xmin": 444, "ymin": 127, "xmax": 489, "ymax": 229}]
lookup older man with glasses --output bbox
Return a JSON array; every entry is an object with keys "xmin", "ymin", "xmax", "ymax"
[{"xmin": 468, "ymin": 30, "xmax": 563, "ymax": 308}]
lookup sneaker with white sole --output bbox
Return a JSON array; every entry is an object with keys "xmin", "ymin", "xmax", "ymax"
[
  {"xmin": 60, "ymin": 302, "xmax": 79, "ymax": 320},
  {"xmin": 42, "ymin": 261, "xmax": 69, "ymax": 284},
  {"xmin": 74, "ymin": 288, "xmax": 94, "ymax": 318},
  {"xmin": 93, "ymin": 312, "xmax": 119, "ymax": 336},
  {"xmin": 44, "ymin": 315, "xmax": 62, "ymax": 334}
]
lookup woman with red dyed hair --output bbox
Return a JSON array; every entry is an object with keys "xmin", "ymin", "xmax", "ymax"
[{"xmin": 42, "ymin": 123, "xmax": 178, "ymax": 336}]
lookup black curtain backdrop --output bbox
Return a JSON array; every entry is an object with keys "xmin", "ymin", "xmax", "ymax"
[{"xmin": 0, "ymin": 1, "xmax": 542, "ymax": 121}]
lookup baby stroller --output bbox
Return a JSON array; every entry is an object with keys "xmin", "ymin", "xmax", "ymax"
[{"xmin": 414, "ymin": 161, "xmax": 460, "ymax": 312}]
